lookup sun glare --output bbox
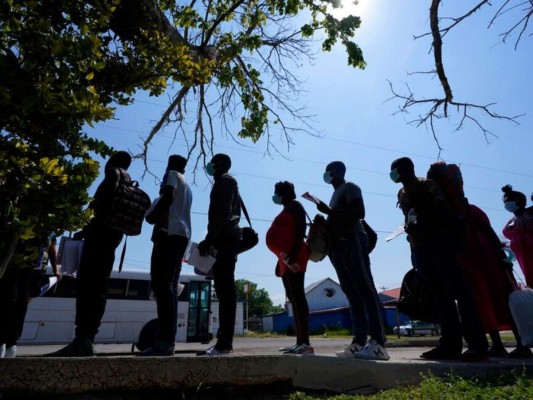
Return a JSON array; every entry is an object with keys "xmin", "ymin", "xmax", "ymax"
[{"xmin": 329, "ymin": 0, "xmax": 370, "ymax": 19}]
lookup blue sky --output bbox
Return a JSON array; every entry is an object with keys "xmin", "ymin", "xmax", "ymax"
[{"xmin": 85, "ymin": 1, "xmax": 533, "ymax": 306}]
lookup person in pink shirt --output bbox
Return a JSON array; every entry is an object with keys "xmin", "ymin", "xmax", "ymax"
[{"xmin": 502, "ymin": 185, "xmax": 533, "ymax": 288}]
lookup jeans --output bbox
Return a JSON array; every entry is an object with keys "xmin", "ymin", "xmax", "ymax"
[
  {"xmin": 75, "ymin": 222, "xmax": 123, "ymax": 342},
  {"xmin": 282, "ymin": 270, "xmax": 310, "ymax": 345},
  {"xmin": 212, "ymin": 235, "xmax": 240, "ymax": 350},
  {"xmin": 150, "ymin": 234, "xmax": 188, "ymax": 347},
  {"xmin": 329, "ymin": 231, "xmax": 386, "ymax": 346},
  {"xmin": 412, "ymin": 232, "xmax": 488, "ymax": 353}
]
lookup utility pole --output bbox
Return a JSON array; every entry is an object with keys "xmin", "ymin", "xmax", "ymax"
[{"xmin": 244, "ymin": 282, "xmax": 249, "ymax": 331}]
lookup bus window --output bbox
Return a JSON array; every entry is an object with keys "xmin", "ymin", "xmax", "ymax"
[
  {"xmin": 124, "ymin": 279, "xmax": 151, "ymax": 300},
  {"xmin": 107, "ymin": 278, "xmax": 127, "ymax": 299}
]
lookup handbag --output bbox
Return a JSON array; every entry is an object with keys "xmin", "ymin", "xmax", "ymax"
[{"xmin": 237, "ymin": 196, "xmax": 259, "ymax": 254}]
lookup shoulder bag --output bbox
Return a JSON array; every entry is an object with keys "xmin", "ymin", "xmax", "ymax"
[{"xmin": 237, "ymin": 196, "xmax": 259, "ymax": 254}]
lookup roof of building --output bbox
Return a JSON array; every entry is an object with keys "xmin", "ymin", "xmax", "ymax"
[
  {"xmin": 304, "ymin": 277, "xmax": 340, "ymax": 294},
  {"xmin": 380, "ymin": 288, "xmax": 401, "ymax": 300}
]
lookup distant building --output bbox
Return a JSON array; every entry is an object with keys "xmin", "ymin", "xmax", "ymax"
[{"xmin": 261, "ymin": 277, "xmax": 409, "ymax": 334}]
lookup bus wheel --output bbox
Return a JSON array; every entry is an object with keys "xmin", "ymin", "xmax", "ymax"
[{"xmin": 134, "ymin": 318, "xmax": 160, "ymax": 352}]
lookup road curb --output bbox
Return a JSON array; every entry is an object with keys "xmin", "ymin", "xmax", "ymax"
[{"xmin": 1, "ymin": 353, "xmax": 532, "ymax": 395}]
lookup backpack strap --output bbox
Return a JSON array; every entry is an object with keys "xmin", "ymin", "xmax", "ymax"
[
  {"xmin": 118, "ymin": 236, "xmax": 127, "ymax": 273},
  {"xmin": 303, "ymin": 210, "xmax": 313, "ymax": 225},
  {"xmin": 239, "ymin": 196, "xmax": 253, "ymax": 228}
]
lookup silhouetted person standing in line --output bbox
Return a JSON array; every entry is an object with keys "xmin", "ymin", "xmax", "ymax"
[
  {"xmin": 318, "ymin": 161, "xmax": 389, "ymax": 361},
  {"xmin": 390, "ymin": 157, "xmax": 488, "ymax": 362},
  {"xmin": 197, "ymin": 154, "xmax": 241, "ymax": 356},
  {"xmin": 45, "ymin": 151, "xmax": 132, "ymax": 357},
  {"xmin": 140, "ymin": 155, "xmax": 192, "ymax": 356}
]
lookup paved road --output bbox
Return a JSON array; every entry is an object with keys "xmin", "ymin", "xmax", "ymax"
[
  {"xmin": 16, "ymin": 336, "xmax": 436, "ymax": 358},
  {"xmin": 14, "ymin": 336, "xmax": 526, "ymax": 364}
]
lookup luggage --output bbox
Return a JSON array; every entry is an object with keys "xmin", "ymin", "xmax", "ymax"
[{"xmin": 508, "ymin": 287, "xmax": 533, "ymax": 346}]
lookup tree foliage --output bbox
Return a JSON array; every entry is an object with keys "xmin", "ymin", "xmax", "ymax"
[
  {"xmin": 235, "ymin": 279, "xmax": 283, "ymax": 316},
  {"xmin": 0, "ymin": 0, "xmax": 364, "ymax": 273}
]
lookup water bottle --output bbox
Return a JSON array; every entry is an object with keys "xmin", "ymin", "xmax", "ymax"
[{"xmin": 407, "ymin": 208, "xmax": 417, "ymax": 225}]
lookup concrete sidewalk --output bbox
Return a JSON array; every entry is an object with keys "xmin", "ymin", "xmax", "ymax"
[{"xmin": 2, "ymin": 337, "xmax": 533, "ymax": 395}]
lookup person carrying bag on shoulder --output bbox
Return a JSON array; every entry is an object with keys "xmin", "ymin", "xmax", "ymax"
[
  {"xmin": 196, "ymin": 154, "xmax": 242, "ymax": 357},
  {"xmin": 45, "ymin": 151, "xmax": 142, "ymax": 358}
]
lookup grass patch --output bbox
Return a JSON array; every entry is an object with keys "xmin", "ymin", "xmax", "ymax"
[{"xmin": 288, "ymin": 370, "xmax": 533, "ymax": 399}]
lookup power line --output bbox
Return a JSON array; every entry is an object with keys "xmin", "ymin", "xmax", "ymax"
[{"xmin": 97, "ymin": 123, "xmax": 533, "ymax": 183}]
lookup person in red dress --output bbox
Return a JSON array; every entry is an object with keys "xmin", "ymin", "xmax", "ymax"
[
  {"xmin": 266, "ymin": 181, "xmax": 312, "ymax": 355},
  {"xmin": 458, "ymin": 204, "xmax": 531, "ymax": 358}
]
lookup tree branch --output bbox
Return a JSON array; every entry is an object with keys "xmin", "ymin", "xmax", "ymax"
[{"xmin": 390, "ymin": 0, "xmax": 527, "ymax": 148}]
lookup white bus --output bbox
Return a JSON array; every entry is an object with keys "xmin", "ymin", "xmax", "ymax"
[{"xmin": 19, "ymin": 269, "xmax": 231, "ymax": 347}]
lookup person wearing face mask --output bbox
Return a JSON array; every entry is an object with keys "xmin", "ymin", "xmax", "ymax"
[
  {"xmin": 390, "ymin": 157, "xmax": 489, "ymax": 362},
  {"xmin": 196, "ymin": 154, "xmax": 241, "ymax": 356},
  {"xmin": 266, "ymin": 181, "xmax": 312, "ymax": 354},
  {"xmin": 502, "ymin": 184, "xmax": 533, "ymax": 288},
  {"xmin": 317, "ymin": 161, "xmax": 389, "ymax": 361}
]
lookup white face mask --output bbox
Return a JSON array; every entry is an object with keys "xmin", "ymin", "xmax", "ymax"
[{"xmin": 504, "ymin": 201, "xmax": 519, "ymax": 213}]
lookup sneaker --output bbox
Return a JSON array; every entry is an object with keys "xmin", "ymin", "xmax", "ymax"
[
  {"xmin": 508, "ymin": 347, "xmax": 533, "ymax": 359},
  {"xmin": 354, "ymin": 339, "xmax": 390, "ymax": 361},
  {"xmin": 420, "ymin": 346, "xmax": 461, "ymax": 361},
  {"xmin": 279, "ymin": 344, "xmax": 298, "ymax": 352},
  {"xmin": 460, "ymin": 349, "xmax": 489, "ymax": 362},
  {"xmin": 196, "ymin": 346, "xmax": 234, "ymax": 357},
  {"xmin": 336, "ymin": 342, "xmax": 363, "ymax": 358},
  {"xmin": 137, "ymin": 346, "xmax": 175, "ymax": 357},
  {"xmin": 487, "ymin": 346, "xmax": 508, "ymax": 358},
  {"xmin": 4, "ymin": 345, "xmax": 16, "ymax": 358},
  {"xmin": 284, "ymin": 344, "xmax": 314, "ymax": 355},
  {"xmin": 43, "ymin": 339, "xmax": 96, "ymax": 357}
]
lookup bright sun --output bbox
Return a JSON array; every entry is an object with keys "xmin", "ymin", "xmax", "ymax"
[{"xmin": 329, "ymin": 0, "xmax": 370, "ymax": 19}]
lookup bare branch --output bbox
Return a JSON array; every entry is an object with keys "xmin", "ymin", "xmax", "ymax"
[
  {"xmin": 391, "ymin": 0, "xmax": 527, "ymax": 148},
  {"xmin": 387, "ymin": 80, "xmax": 523, "ymax": 151},
  {"xmin": 140, "ymin": 86, "xmax": 190, "ymax": 169},
  {"xmin": 494, "ymin": 1, "xmax": 533, "ymax": 48},
  {"xmin": 429, "ymin": 0, "xmax": 453, "ymax": 113}
]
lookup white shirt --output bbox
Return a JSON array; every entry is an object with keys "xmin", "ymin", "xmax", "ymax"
[{"xmin": 164, "ymin": 170, "xmax": 193, "ymax": 238}]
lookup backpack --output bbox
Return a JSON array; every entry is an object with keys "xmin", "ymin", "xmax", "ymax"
[
  {"xmin": 362, "ymin": 219, "xmax": 377, "ymax": 253},
  {"xmin": 306, "ymin": 214, "xmax": 330, "ymax": 262},
  {"xmin": 397, "ymin": 268, "xmax": 438, "ymax": 323},
  {"xmin": 426, "ymin": 162, "xmax": 467, "ymax": 218},
  {"xmin": 103, "ymin": 168, "xmax": 151, "ymax": 236}
]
